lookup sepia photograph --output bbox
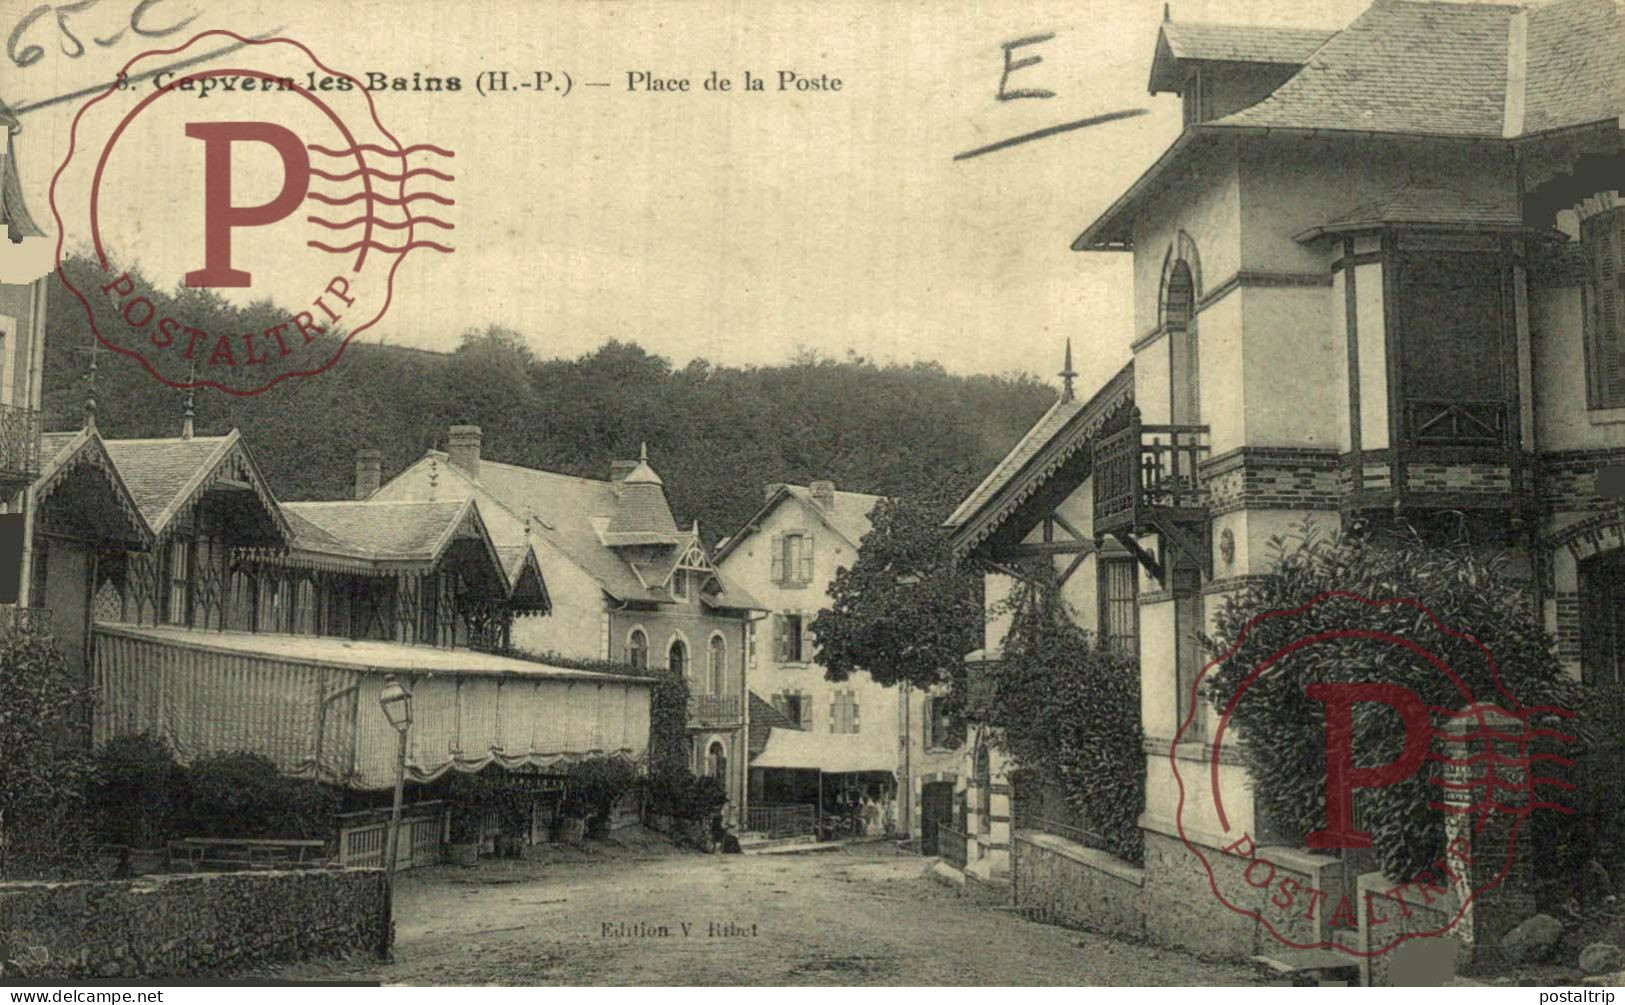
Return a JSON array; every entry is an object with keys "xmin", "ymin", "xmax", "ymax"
[{"xmin": 0, "ymin": 0, "xmax": 1621, "ymax": 992}]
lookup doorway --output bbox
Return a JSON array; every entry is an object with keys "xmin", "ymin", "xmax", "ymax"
[{"xmin": 920, "ymin": 780, "xmax": 954, "ymax": 855}]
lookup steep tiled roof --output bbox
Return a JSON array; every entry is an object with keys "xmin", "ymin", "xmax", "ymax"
[
  {"xmin": 34, "ymin": 428, "xmax": 151, "ymax": 547},
  {"xmin": 1213, "ymin": 1, "xmax": 1515, "ymax": 137},
  {"xmin": 946, "ymin": 363, "xmax": 1136, "ymax": 559},
  {"xmin": 1151, "ymin": 21, "xmax": 1335, "ymax": 92},
  {"xmin": 1078, "ymin": 0, "xmax": 1624, "ymax": 251},
  {"xmin": 101, "ymin": 435, "xmax": 235, "ymax": 528},
  {"xmin": 281, "ymin": 499, "xmax": 481, "ymax": 561},
  {"xmin": 1524, "ymin": 0, "xmax": 1625, "ymax": 135}
]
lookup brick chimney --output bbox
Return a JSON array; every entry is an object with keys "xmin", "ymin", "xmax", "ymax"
[
  {"xmin": 810, "ymin": 480, "xmax": 836, "ymax": 511},
  {"xmin": 354, "ymin": 449, "xmax": 382, "ymax": 500},
  {"xmin": 447, "ymin": 425, "xmax": 482, "ymax": 480}
]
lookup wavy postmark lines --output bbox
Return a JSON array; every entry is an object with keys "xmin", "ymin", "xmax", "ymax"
[
  {"xmin": 1173, "ymin": 591, "xmax": 1574, "ymax": 958},
  {"xmin": 50, "ymin": 31, "xmax": 455, "ymax": 396}
]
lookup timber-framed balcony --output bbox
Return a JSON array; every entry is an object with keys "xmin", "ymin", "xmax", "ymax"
[
  {"xmin": 687, "ymin": 694, "xmax": 742, "ymax": 729},
  {"xmin": 1093, "ymin": 416, "xmax": 1211, "ymax": 583},
  {"xmin": 1345, "ymin": 397, "xmax": 1526, "ymax": 521},
  {"xmin": 1403, "ymin": 399, "xmax": 1509, "ymax": 449},
  {"xmin": 0, "ymin": 404, "xmax": 42, "ymax": 490}
]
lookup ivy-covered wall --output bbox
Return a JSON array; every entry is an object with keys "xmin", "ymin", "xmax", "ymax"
[{"xmin": 0, "ymin": 869, "xmax": 388, "ymax": 979}]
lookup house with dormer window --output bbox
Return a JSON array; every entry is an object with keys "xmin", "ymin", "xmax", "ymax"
[
  {"xmin": 368, "ymin": 426, "xmax": 763, "ymax": 820},
  {"xmin": 946, "ymin": 0, "xmax": 1625, "ymax": 961}
]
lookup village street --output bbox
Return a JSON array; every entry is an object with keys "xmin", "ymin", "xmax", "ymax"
[{"xmin": 271, "ymin": 836, "xmax": 1264, "ymax": 986}]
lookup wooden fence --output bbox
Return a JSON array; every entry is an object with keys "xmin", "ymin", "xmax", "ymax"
[
  {"xmin": 746, "ymin": 803, "xmax": 816, "ymax": 838},
  {"xmin": 336, "ymin": 802, "xmax": 450, "ymax": 870}
]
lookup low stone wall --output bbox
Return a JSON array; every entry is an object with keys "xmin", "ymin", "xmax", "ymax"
[
  {"xmin": 1013, "ymin": 831, "xmax": 1145, "ymax": 940},
  {"xmin": 0, "ymin": 868, "xmax": 389, "ymax": 979},
  {"xmin": 646, "ymin": 812, "xmax": 710, "ymax": 849}
]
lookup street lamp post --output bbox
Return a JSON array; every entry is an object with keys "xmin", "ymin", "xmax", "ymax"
[{"xmin": 377, "ymin": 676, "xmax": 413, "ymax": 960}]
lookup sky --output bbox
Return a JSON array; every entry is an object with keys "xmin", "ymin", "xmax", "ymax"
[{"xmin": 2, "ymin": 0, "xmax": 1374, "ymax": 396}]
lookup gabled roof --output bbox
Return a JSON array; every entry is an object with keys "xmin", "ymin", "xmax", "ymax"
[
  {"xmin": 1076, "ymin": 0, "xmax": 1625, "ymax": 252},
  {"xmin": 100, "ymin": 430, "xmax": 289, "ymax": 546},
  {"xmin": 33, "ymin": 428, "xmax": 151, "ymax": 547},
  {"xmin": 713, "ymin": 483, "xmax": 887, "ymax": 566},
  {"xmin": 1149, "ymin": 21, "xmax": 1335, "ymax": 94},
  {"xmin": 946, "ymin": 363, "xmax": 1135, "ymax": 560},
  {"xmin": 376, "ymin": 453, "xmax": 761, "ymax": 610}
]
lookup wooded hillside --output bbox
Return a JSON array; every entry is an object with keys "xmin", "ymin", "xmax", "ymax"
[{"xmin": 42, "ymin": 256, "xmax": 1055, "ymax": 542}]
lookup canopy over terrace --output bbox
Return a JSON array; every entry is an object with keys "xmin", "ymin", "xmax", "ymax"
[{"xmin": 94, "ymin": 623, "xmax": 654, "ymax": 789}]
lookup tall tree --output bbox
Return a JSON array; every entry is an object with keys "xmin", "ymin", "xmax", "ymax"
[{"xmin": 811, "ymin": 494, "xmax": 983, "ymax": 703}]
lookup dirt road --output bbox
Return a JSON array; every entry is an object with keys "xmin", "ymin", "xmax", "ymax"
[{"xmin": 272, "ymin": 835, "xmax": 1264, "ymax": 986}]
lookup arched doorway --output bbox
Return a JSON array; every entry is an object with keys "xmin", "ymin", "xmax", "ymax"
[
  {"xmin": 669, "ymin": 637, "xmax": 688, "ymax": 677},
  {"xmin": 708, "ymin": 740, "xmax": 727, "ymax": 782}
]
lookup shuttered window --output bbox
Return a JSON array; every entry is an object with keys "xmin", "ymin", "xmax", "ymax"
[
  {"xmin": 775, "ymin": 612, "xmax": 805, "ymax": 663},
  {"xmin": 1585, "ymin": 208, "xmax": 1625, "ymax": 409},
  {"xmin": 774, "ymin": 690, "xmax": 810, "ymax": 729},
  {"xmin": 830, "ymin": 689, "xmax": 859, "ymax": 734},
  {"xmin": 627, "ymin": 628, "xmax": 649, "ymax": 669},
  {"xmin": 771, "ymin": 531, "xmax": 815, "ymax": 585}
]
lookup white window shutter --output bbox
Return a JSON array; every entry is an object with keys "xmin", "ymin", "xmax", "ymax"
[
  {"xmin": 800, "ymin": 610, "xmax": 815, "ymax": 662},
  {"xmin": 770, "ymin": 533, "xmax": 785, "ymax": 584},
  {"xmin": 922, "ymin": 697, "xmax": 934, "ymax": 750},
  {"xmin": 800, "ymin": 531, "xmax": 815, "ymax": 583}
]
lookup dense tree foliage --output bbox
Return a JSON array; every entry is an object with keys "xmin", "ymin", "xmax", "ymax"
[
  {"xmin": 45, "ymin": 256, "xmax": 1054, "ymax": 544},
  {"xmin": 811, "ymin": 494, "xmax": 982, "ymax": 705}
]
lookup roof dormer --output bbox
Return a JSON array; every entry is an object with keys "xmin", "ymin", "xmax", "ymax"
[{"xmin": 1148, "ymin": 16, "xmax": 1334, "ymax": 127}]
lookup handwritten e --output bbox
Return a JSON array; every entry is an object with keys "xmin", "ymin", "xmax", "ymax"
[{"xmin": 998, "ymin": 33, "xmax": 1056, "ymax": 100}]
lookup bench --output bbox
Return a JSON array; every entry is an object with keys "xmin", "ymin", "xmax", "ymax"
[{"xmin": 167, "ymin": 837, "xmax": 331, "ymax": 872}]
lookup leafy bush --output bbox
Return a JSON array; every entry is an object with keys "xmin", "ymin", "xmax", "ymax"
[
  {"xmin": 646, "ymin": 766, "xmax": 728, "ymax": 820},
  {"xmin": 562, "ymin": 755, "xmax": 640, "ymax": 833},
  {"xmin": 0, "ymin": 632, "xmax": 101, "ymax": 879},
  {"xmin": 445, "ymin": 768, "xmax": 533, "ymax": 842},
  {"xmin": 978, "ymin": 575, "xmax": 1145, "ymax": 863},
  {"xmin": 1206, "ymin": 524, "xmax": 1571, "ymax": 882},
  {"xmin": 179, "ymin": 751, "xmax": 339, "ymax": 840},
  {"xmin": 93, "ymin": 734, "xmax": 189, "ymax": 848}
]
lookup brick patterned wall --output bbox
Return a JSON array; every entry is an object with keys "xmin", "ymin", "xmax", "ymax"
[
  {"xmin": 1404, "ymin": 463, "xmax": 1513, "ymax": 496},
  {"xmin": 1201, "ymin": 448, "xmax": 1342, "ymax": 516},
  {"xmin": 1540, "ymin": 448, "xmax": 1625, "ymax": 513},
  {"xmin": 1553, "ymin": 592, "xmax": 1582, "ymax": 667},
  {"xmin": 0, "ymin": 868, "xmax": 388, "ymax": 979}
]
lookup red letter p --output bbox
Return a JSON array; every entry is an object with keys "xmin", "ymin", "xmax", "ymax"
[
  {"xmin": 1305, "ymin": 682, "xmax": 1431, "ymax": 850},
  {"xmin": 185, "ymin": 122, "xmax": 310, "ymax": 288}
]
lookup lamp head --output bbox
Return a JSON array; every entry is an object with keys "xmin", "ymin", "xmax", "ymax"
[{"xmin": 379, "ymin": 676, "xmax": 413, "ymax": 732}]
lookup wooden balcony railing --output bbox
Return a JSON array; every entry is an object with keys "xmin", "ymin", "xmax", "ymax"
[
  {"xmin": 687, "ymin": 693, "xmax": 742, "ymax": 728},
  {"xmin": 1404, "ymin": 399, "xmax": 1508, "ymax": 448},
  {"xmin": 0, "ymin": 403, "xmax": 41, "ymax": 485},
  {"xmin": 1094, "ymin": 419, "xmax": 1210, "ymax": 533}
]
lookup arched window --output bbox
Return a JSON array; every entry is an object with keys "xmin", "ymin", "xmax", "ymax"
[
  {"xmin": 1165, "ymin": 259, "xmax": 1199, "ymax": 425},
  {"xmin": 707, "ymin": 635, "xmax": 726, "ymax": 695},
  {"xmin": 627, "ymin": 628, "xmax": 649, "ymax": 670},
  {"xmin": 669, "ymin": 637, "xmax": 689, "ymax": 677},
  {"xmin": 707, "ymin": 740, "xmax": 727, "ymax": 781}
]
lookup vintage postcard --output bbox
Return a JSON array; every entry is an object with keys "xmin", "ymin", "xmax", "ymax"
[{"xmin": 0, "ymin": 0, "xmax": 1622, "ymax": 992}]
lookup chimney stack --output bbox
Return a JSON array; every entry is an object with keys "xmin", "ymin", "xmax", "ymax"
[
  {"xmin": 354, "ymin": 449, "xmax": 382, "ymax": 500},
  {"xmin": 810, "ymin": 480, "xmax": 836, "ymax": 511},
  {"xmin": 447, "ymin": 425, "xmax": 482, "ymax": 480}
]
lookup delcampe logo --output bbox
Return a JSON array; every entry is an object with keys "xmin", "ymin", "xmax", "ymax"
[{"xmin": 51, "ymin": 30, "xmax": 455, "ymax": 396}]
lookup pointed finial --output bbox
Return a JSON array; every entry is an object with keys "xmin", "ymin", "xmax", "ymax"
[
  {"xmin": 1059, "ymin": 338, "xmax": 1077, "ymax": 402},
  {"xmin": 1163, "ymin": 2, "xmax": 1171, "ymax": 21},
  {"xmin": 81, "ymin": 340, "xmax": 99, "ymax": 431},
  {"xmin": 181, "ymin": 357, "xmax": 196, "ymax": 440},
  {"xmin": 639, "ymin": 441, "xmax": 648, "ymax": 463}
]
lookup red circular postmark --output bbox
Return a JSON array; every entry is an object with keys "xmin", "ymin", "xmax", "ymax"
[
  {"xmin": 1174, "ymin": 590, "xmax": 1576, "ymax": 959},
  {"xmin": 49, "ymin": 30, "xmax": 455, "ymax": 396}
]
